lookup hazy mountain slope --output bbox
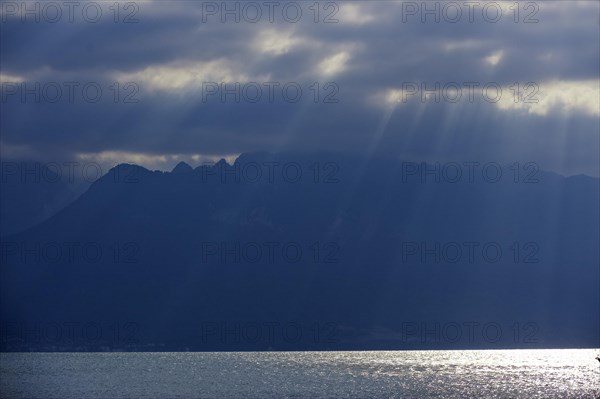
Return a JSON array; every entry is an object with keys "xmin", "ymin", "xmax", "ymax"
[{"xmin": 1, "ymin": 153, "xmax": 598, "ymax": 350}]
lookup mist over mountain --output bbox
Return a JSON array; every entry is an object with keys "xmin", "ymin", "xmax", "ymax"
[
  {"xmin": 1, "ymin": 153, "xmax": 598, "ymax": 351},
  {"xmin": 0, "ymin": 162, "xmax": 88, "ymax": 237}
]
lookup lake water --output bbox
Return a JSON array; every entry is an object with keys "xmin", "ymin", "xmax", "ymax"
[{"xmin": 1, "ymin": 349, "xmax": 599, "ymax": 398}]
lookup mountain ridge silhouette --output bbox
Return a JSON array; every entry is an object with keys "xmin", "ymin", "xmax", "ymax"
[{"xmin": 1, "ymin": 153, "xmax": 598, "ymax": 351}]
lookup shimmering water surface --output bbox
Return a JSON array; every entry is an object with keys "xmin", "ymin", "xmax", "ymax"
[{"xmin": 1, "ymin": 349, "xmax": 599, "ymax": 398}]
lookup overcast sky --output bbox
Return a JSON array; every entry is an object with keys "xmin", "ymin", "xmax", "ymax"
[{"xmin": 1, "ymin": 1, "xmax": 599, "ymax": 176}]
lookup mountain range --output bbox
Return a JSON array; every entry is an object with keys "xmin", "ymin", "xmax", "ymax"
[{"xmin": 1, "ymin": 153, "xmax": 598, "ymax": 350}]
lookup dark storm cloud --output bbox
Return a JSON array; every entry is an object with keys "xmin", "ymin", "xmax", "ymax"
[{"xmin": 1, "ymin": 1, "xmax": 598, "ymax": 175}]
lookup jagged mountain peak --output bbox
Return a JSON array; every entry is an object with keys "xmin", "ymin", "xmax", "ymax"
[{"xmin": 172, "ymin": 161, "xmax": 193, "ymax": 174}]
